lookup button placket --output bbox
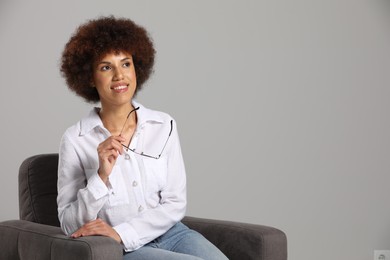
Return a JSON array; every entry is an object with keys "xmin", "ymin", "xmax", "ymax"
[
  {"xmin": 125, "ymin": 152, "xmax": 147, "ymax": 215},
  {"xmin": 125, "ymin": 127, "xmax": 142, "ymax": 156}
]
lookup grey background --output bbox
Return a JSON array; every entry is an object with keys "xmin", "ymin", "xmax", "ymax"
[{"xmin": 1, "ymin": 0, "xmax": 389, "ymax": 259}]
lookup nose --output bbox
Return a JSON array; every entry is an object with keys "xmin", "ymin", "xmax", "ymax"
[{"xmin": 113, "ymin": 67, "xmax": 124, "ymax": 80}]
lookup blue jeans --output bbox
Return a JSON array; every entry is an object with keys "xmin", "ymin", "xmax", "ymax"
[{"xmin": 123, "ymin": 222, "xmax": 228, "ymax": 260}]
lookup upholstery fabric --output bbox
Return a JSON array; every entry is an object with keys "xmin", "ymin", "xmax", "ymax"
[
  {"xmin": 19, "ymin": 154, "xmax": 60, "ymax": 226},
  {"xmin": 0, "ymin": 220, "xmax": 123, "ymax": 260},
  {"xmin": 0, "ymin": 153, "xmax": 288, "ymax": 260},
  {"xmin": 183, "ymin": 216, "xmax": 287, "ymax": 260}
]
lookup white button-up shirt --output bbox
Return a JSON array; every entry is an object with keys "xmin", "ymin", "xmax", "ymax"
[{"xmin": 57, "ymin": 101, "xmax": 187, "ymax": 252}]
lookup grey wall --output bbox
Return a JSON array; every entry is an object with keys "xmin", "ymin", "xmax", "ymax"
[{"xmin": 1, "ymin": 0, "xmax": 389, "ymax": 259}]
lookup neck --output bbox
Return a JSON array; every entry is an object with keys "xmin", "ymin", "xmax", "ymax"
[{"xmin": 99, "ymin": 103, "xmax": 137, "ymax": 135}]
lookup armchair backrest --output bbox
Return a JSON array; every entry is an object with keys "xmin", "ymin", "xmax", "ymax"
[{"xmin": 18, "ymin": 153, "xmax": 60, "ymax": 227}]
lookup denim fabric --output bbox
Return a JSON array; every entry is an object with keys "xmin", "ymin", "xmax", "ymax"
[{"xmin": 123, "ymin": 222, "xmax": 228, "ymax": 260}]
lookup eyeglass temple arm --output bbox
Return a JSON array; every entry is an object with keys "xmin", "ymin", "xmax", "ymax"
[
  {"xmin": 119, "ymin": 106, "xmax": 140, "ymax": 136},
  {"xmin": 168, "ymin": 120, "xmax": 173, "ymax": 136},
  {"xmin": 157, "ymin": 120, "xmax": 173, "ymax": 158}
]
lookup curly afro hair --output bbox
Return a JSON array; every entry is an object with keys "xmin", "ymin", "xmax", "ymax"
[{"xmin": 60, "ymin": 16, "xmax": 155, "ymax": 103}]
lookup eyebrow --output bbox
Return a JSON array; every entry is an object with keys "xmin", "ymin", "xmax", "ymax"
[{"xmin": 98, "ymin": 57, "xmax": 132, "ymax": 65}]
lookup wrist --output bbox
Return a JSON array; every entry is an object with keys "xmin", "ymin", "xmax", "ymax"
[
  {"xmin": 97, "ymin": 168, "xmax": 109, "ymax": 184},
  {"xmin": 113, "ymin": 232, "xmax": 122, "ymax": 243},
  {"xmin": 111, "ymin": 226, "xmax": 122, "ymax": 243}
]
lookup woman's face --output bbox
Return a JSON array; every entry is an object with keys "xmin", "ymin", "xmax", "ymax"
[{"xmin": 92, "ymin": 51, "xmax": 137, "ymax": 108}]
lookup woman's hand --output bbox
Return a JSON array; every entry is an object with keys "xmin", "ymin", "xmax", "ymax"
[
  {"xmin": 97, "ymin": 135, "xmax": 125, "ymax": 183},
  {"xmin": 71, "ymin": 218, "xmax": 122, "ymax": 243}
]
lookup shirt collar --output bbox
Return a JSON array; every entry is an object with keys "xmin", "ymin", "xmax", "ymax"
[
  {"xmin": 133, "ymin": 100, "xmax": 165, "ymax": 125},
  {"xmin": 79, "ymin": 101, "xmax": 165, "ymax": 136}
]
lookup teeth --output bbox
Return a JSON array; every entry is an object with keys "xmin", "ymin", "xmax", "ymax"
[{"xmin": 113, "ymin": 85, "xmax": 127, "ymax": 90}]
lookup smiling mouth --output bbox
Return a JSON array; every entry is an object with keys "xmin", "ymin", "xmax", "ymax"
[
  {"xmin": 110, "ymin": 84, "xmax": 129, "ymax": 92},
  {"xmin": 112, "ymin": 85, "xmax": 128, "ymax": 90}
]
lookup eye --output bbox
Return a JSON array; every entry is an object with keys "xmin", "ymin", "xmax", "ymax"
[
  {"xmin": 100, "ymin": 65, "xmax": 111, "ymax": 71},
  {"xmin": 123, "ymin": 62, "xmax": 131, "ymax": 68}
]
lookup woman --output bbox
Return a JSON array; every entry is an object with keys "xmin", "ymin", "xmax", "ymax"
[{"xmin": 57, "ymin": 16, "xmax": 228, "ymax": 260}]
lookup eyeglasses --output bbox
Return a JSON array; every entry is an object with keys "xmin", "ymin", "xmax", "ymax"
[
  {"xmin": 121, "ymin": 119, "xmax": 173, "ymax": 159},
  {"xmin": 120, "ymin": 107, "xmax": 173, "ymax": 160}
]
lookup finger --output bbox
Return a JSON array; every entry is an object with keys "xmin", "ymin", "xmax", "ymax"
[
  {"xmin": 100, "ymin": 148, "xmax": 120, "ymax": 162},
  {"xmin": 83, "ymin": 219, "xmax": 106, "ymax": 229},
  {"xmin": 108, "ymin": 149, "xmax": 120, "ymax": 163},
  {"xmin": 110, "ymin": 141, "xmax": 124, "ymax": 155},
  {"xmin": 71, "ymin": 227, "xmax": 88, "ymax": 238},
  {"xmin": 71, "ymin": 232, "xmax": 81, "ymax": 238},
  {"xmin": 71, "ymin": 226, "xmax": 97, "ymax": 238},
  {"xmin": 99, "ymin": 139, "xmax": 124, "ymax": 155},
  {"xmin": 108, "ymin": 135, "xmax": 126, "ymax": 146},
  {"xmin": 71, "ymin": 219, "xmax": 120, "ymax": 242},
  {"xmin": 113, "ymin": 135, "xmax": 126, "ymax": 143},
  {"xmin": 78, "ymin": 220, "xmax": 109, "ymax": 237}
]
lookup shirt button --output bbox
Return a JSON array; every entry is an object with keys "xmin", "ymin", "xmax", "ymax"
[
  {"xmin": 132, "ymin": 181, "xmax": 138, "ymax": 187},
  {"xmin": 138, "ymin": 205, "xmax": 144, "ymax": 212},
  {"xmin": 125, "ymin": 154, "xmax": 130, "ymax": 160}
]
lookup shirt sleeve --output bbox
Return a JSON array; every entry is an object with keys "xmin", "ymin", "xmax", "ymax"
[
  {"xmin": 57, "ymin": 132, "xmax": 110, "ymax": 236},
  {"xmin": 113, "ymin": 120, "xmax": 187, "ymax": 252}
]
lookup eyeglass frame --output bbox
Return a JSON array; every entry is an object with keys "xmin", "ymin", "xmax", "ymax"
[{"xmin": 121, "ymin": 119, "xmax": 173, "ymax": 159}]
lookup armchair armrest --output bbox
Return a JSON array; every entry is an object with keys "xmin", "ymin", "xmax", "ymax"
[
  {"xmin": 182, "ymin": 216, "xmax": 287, "ymax": 260},
  {"xmin": 0, "ymin": 218, "xmax": 287, "ymax": 260},
  {"xmin": 0, "ymin": 220, "xmax": 123, "ymax": 260}
]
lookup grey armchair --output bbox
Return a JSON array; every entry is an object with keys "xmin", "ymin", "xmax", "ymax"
[{"xmin": 0, "ymin": 154, "xmax": 287, "ymax": 260}]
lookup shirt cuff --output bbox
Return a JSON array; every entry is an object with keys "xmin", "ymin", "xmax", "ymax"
[
  {"xmin": 86, "ymin": 171, "xmax": 109, "ymax": 200},
  {"xmin": 113, "ymin": 222, "xmax": 141, "ymax": 252}
]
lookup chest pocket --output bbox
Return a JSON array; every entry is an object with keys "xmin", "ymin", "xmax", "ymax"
[{"xmin": 143, "ymin": 157, "xmax": 168, "ymax": 208}]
